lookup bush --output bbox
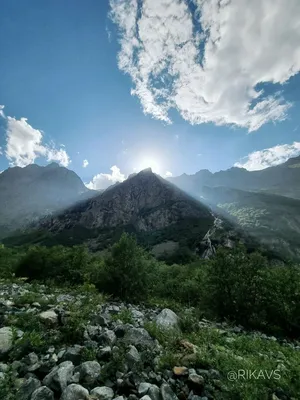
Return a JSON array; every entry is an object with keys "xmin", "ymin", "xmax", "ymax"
[{"xmin": 96, "ymin": 233, "xmax": 151, "ymax": 301}]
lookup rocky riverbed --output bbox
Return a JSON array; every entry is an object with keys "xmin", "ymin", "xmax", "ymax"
[{"xmin": 0, "ymin": 281, "xmax": 299, "ymax": 400}]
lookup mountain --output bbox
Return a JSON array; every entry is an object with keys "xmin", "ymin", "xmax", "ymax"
[
  {"xmin": 0, "ymin": 162, "xmax": 97, "ymax": 238},
  {"xmin": 200, "ymin": 186, "xmax": 300, "ymax": 260},
  {"xmin": 169, "ymin": 155, "xmax": 300, "ymax": 199},
  {"xmin": 4, "ymin": 168, "xmax": 217, "ymax": 254}
]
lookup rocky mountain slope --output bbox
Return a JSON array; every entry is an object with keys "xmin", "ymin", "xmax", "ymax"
[
  {"xmin": 9, "ymin": 169, "xmax": 215, "ymax": 252},
  {"xmin": 0, "ymin": 163, "xmax": 97, "ymax": 239},
  {"xmin": 200, "ymin": 186, "xmax": 300, "ymax": 260},
  {"xmin": 169, "ymin": 155, "xmax": 300, "ymax": 200},
  {"xmin": 0, "ymin": 281, "xmax": 299, "ymax": 400}
]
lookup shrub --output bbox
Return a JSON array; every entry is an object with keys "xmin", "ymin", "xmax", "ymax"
[{"xmin": 97, "ymin": 233, "xmax": 151, "ymax": 301}]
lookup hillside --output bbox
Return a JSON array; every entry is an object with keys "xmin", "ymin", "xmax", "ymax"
[
  {"xmin": 169, "ymin": 155, "xmax": 300, "ymax": 199},
  {"xmin": 200, "ymin": 186, "xmax": 300, "ymax": 260},
  {"xmin": 4, "ymin": 169, "xmax": 215, "ymax": 253},
  {"xmin": 0, "ymin": 163, "xmax": 97, "ymax": 239}
]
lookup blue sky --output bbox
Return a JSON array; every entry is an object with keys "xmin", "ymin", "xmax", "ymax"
[{"xmin": 0, "ymin": 0, "xmax": 299, "ymax": 189}]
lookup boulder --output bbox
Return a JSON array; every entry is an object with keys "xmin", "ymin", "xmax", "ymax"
[
  {"xmin": 90, "ymin": 386, "xmax": 114, "ymax": 400},
  {"xmin": 77, "ymin": 360, "xmax": 101, "ymax": 386},
  {"xmin": 155, "ymin": 309, "xmax": 179, "ymax": 330},
  {"xmin": 60, "ymin": 384, "xmax": 89, "ymax": 400},
  {"xmin": 31, "ymin": 386, "xmax": 54, "ymax": 400},
  {"xmin": 39, "ymin": 310, "xmax": 58, "ymax": 325},
  {"xmin": 0, "ymin": 327, "xmax": 13, "ymax": 354},
  {"xmin": 16, "ymin": 377, "xmax": 41, "ymax": 400},
  {"xmin": 42, "ymin": 361, "xmax": 74, "ymax": 392},
  {"xmin": 161, "ymin": 384, "xmax": 179, "ymax": 400}
]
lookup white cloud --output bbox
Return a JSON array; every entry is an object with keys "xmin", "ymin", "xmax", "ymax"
[
  {"xmin": 82, "ymin": 159, "xmax": 89, "ymax": 168},
  {"xmin": 164, "ymin": 171, "xmax": 173, "ymax": 177},
  {"xmin": 4, "ymin": 114, "xmax": 71, "ymax": 167},
  {"xmin": 86, "ymin": 165, "xmax": 126, "ymax": 190},
  {"xmin": 110, "ymin": 0, "xmax": 300, "ymax": 131},
  {"xmin": 0, "ymin": 105, "xmax": 5, "ymax": 118},
  {"xmin": 234, "ymin": 142, "xmax": 300, "ymax": 171},
  {"xmin": 46, "ymin": 147, "xmax": 71, "ymax": 167}
]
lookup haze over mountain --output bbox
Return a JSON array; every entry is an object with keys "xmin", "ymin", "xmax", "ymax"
[
  {"xmin": 169, "ymin": 155, "xmax": 300, "ymax": 200},
  {"xmin": 1, "ymin": 156, "xmax": 299, "ymax": 260},
  {"xmin": 0, "ymin": 162, "xmax": 97, "ymax": 239}
]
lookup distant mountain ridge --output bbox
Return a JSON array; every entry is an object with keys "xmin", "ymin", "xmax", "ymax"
[
  {"xmin": 0, "ymin": 162, "xmax": 97, "ymax": 238},
  {"xmin": 169, "ymin": 155, "xmax": 300, "ymax": 199},
  {"xmin": 14, "ymin": 168, "xmax": 215, "ymax": 252}
]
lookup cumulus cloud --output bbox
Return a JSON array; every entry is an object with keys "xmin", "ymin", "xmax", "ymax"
[
  {"xmin": 110, "ymin": 0, "xmax": 300, "ymax": 131},
  {"xmin": 86, "ymin": 165, "xmax": 126, "ymax": 190},
  {"xmin": 234, "ymin": 142, "xmax": 300, "ymax": 171},
  {"xmin": 0, "ymin": 105, "xmax": 5, "ymax": 118},
  {"xmin": 4, "ymin": 115, "xmax": 71, "ymax": 167},
  {"xmin": 46, "ymin": 147, "xmax": 71, "ymax": 167},
  {"xmin": 164, "ymin": 171, "xmax": 173, "ymax": 177},
  {"xmin": 82, "ymin": 159, "xmax": 89, "ymax": 168}
]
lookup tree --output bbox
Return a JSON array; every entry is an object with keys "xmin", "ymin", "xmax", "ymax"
[{"xmin": 99, "ymin": 233, "xmax": 150, "ymax": 301}]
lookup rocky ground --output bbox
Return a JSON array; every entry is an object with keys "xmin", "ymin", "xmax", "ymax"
[{"xmin": 0, "ymin": 281, "xmax": 299, "ymax": 400}]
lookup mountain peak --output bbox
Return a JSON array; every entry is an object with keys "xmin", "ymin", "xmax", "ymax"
[{"xmin": 46, "ymin": 162, "xmax": 60, "ymax": 169}]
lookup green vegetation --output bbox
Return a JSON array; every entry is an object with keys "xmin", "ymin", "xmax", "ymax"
[
  {"xmin": 1, "ymin": 233, "xmax": 300, "ymax": 338},
  {"xmin": 145, "ymin": 320, "xmax": 300, "ymax": 400},
  {"xmin": 1, "ymin": 234, "xmax": 300, "ymax": 399}
]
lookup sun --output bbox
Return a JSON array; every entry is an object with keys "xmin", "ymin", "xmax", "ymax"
[{"xmin": 135, "ymin": 156, "xmax": 161, "ymax": 175}]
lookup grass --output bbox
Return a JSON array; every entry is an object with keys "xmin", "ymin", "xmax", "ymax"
[{"xmin": 145, "ymin": 316, "xmax": 300, "ymax": 400}]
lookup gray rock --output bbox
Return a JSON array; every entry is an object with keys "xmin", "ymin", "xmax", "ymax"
[
  {"xmin": 0, "ymin": 363, "xmax": 9, "ymax": 372},
  {"xmin": 148, "ymin": 385, "xmax": 160, "ymax": 400},
  {"xmin": 84, "ymin": 325, "xmax": 102, "ymax": 341},
  {"xmin": 16, "ymin": 377, "xmax": 41, "ymax": 400},
  {"xmin": 90, "ymin": 386, "xmax": 114, "ymax": 400},
  {"xmin": 155, "ymin": 309, "xmax": 179, "ymax": 330},
  {"xmin": 140, "ymin": 396, "xmax": 152, "ymax": 400},
  {"xmin": 31, "ymin": 386, "xmax": 54, "ymax": 400},
  {"xmin": 39, "ymin": 310, "xmax": 58, "ymax": 325},
  {"xmin": 188, "ymin": 374, "xmax": 205, "ymax": 389},
  {"xmin": 161, "ymin": 384, "xmax": 178, "ymax": 400},
  {"xmin": 99, "ymin": 330, "xmax": 117, "ymax": 346},
  {"xmin": 113, "ymin": 397, "xmax": 125, "ymax": 400},
  {"xmin": 60, "ymin": 384, "xmax": 89, "ymax": 400},
  {"xmin": 138, "ymin": 382, "xmax": 152, "ymax": 396},
  {"xmin": 123, "ymin": 327, "xmax": 155, "ymax": 350},
  {"xmin": 78, "ymin": 360, "xmax": 101, "ymax": 385},
  {"xmin": 0, "ymin": 327, "xmax": 13, "ymax": 354},
  {"xmin": 97, "ymin": 346, "xmax": 112, "ymax": 361},
  {"xmin": 126, "ymin": 345, "xmax": 140, "ymax": 367},
  {"xmin": 43, "ymin": 361, "xmax": 74, "ymax": 392},
  {"xmin": 61, "ymin": 345, "xmax": 84, "ymax": 365}
]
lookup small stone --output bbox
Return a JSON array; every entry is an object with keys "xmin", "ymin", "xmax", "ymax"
[
  {"xmin": 148, "ymin": 385, "xmax": 160, "ymax": 400},
  {"xmin": 39, "ymin": 310, "xmax": 58, "ymax": 325},
  {"xmin": 61, "ymin": 345, "xmax": 84, "ymax": 365},
  {"xmin": 138, "ymin": 382, "xmax": 152, "ymax": 396},
  {"xmin": 78, "ymin": 360, "xmax": 101, "ymax": 386},
  {"xmin": 173, "ymin": 367, "xmax": 188, "ymax": 376},
  {"xmin": 16, "ymin": 377, "xmax": 41, "ymax": 400},
  {"xmin": 61, "ymin": 384, "xmax": 89, "ymax": 400},
  {"xmin": 126, "ymin": 345, "xmax": 140, "ymax": 367},
  {"xmin": 161, "ymin": 383, "xmax": 179, "ymax": 400},
  {"xmin": 31, "ymin": 386, "xmax": 54, "ymax": 400},
  {"xmin": 98, "ymin": 330, "xmax": 117, "ymax": 346},
  {"xmin": 140, "ymin": 396, "xmax": 152, "ymax": 400},
  {"xmin": 0, "ymin": 327, "xmax": 13, "ymax": 354},
  {"xmin": 97, "ymin": 346, "xmax": 112, "ymax": 361},
  {"xmin": 42, "ymin": 361, "xmax": 74, "ymax": 392},
  {"xmin": 188, "ymin": 374, "xmax": 205, "ymax": 390},
  {"xmin": 90, "ymin": 386, "xmax": 114, "ymax": 400}
]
